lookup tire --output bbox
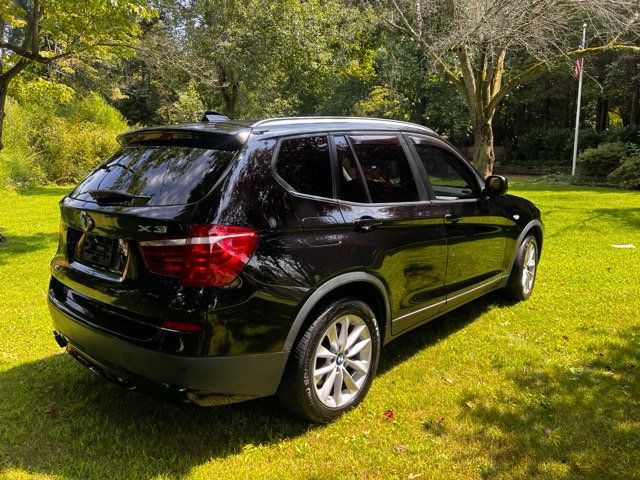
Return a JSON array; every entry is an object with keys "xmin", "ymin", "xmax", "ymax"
[
  {"xmin": 277, "ymin": 298, "xmax": 381, "ymax": 423},
  {"xmin": 504, "ymin": 235, "xmax": 539, "ymax": 301}
]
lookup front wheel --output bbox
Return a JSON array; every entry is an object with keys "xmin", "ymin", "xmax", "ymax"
[
  {"xmin": 504, "ymin": 235, "xmax": 539, "ymax": 301},
  {"xmin": 277, "ymin": 299, "xmax": 380, "ymax": 423}
]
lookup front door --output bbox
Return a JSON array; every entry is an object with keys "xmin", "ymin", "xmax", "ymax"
[{"xmin": 407, "ymin": 135, "xmax": 508, "ymax": 308}]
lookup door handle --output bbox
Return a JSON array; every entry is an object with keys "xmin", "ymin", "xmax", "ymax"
[
  {"xmin": 445, "ymin": 213, "xmax": 463, "ymax": 224},
  {"xmin": 353, "ymin": 217, "xmax": 383, "ymax": 232}
]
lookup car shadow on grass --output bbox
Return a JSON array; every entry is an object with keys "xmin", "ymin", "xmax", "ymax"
[
  {"xmin": 0, "ymin": 294, "xmax": 505, "ymax": 480},
  {"xmin": 378, "ymin": 292, "xmax": 506, "ymax": 376},
  {"xmin": 0, "ymin": 352, "xmax": 311, "ymax": 479},
  {"xmin": 0, "ymin": 232, "xmax": 58, "ymax": 265},
  {"xmin": 457, "ymin": 325, "xmax": 640, "ymax": 478}
]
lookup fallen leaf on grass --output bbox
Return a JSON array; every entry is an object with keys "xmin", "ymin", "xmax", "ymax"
[{"xmin": 384, "ymin": 409, "xmax": 395, "ymax": 421}]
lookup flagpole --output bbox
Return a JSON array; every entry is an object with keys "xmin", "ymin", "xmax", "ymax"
[{"xmin": 571, "ymin": 23, "xmax": 587, "ymax": 176}]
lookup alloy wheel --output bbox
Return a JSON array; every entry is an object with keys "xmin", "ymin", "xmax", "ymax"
[{"xmin": 312, "ymin": 314, "xmax": 372, "ymax": 408}]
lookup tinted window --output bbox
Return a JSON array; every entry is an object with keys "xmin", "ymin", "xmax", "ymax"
[
  {"xmin": 70, "ymin": 145, "xmax": 237, "ymax": 206},
  {"xmin": 410, "ymin": 138, "xmax": 477, "ymax": 200},
  {"xmin": 276, "ymin": 136, "xmax": 333, "ymax": 198},
  {"xmin": 334, "ymin": 136, "xmax": 369, "ymax": 203},
  {"xmin": 349, "ymin": 135, "xmax": 419, "ymax": 203}
]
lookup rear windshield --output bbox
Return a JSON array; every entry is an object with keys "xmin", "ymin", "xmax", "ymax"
[{"xmin": 70, "ymin": 144, "xmax": 238, "ymax": 206}]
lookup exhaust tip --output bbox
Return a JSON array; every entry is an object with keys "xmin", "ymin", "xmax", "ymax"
[{"xmin": 53, "ymin": 330, "xmax": 68, "ymax": 348}]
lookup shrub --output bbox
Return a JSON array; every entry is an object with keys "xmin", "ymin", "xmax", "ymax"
[
  {"xmin": 0, "ymin": 81, "xmax": 127, "ymax": 187},
  {"xmin": 577, "ymin": 142, "xmax": 629, "ymax": 178},
  {"xmin": 605, "ymin": 126, "xmax": 640, "ymax": 145},
  {"xmin": 609, "ymin": 155, "xmax": 640, "ymax": 190},
  {"xmin": 514, "ymin": 128, "xmax": 574, "ymax": 165}
]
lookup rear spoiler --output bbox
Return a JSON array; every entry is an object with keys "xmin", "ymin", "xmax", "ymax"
[{"xmin": 117, "ymin": 124, "xmax": 251, "ymax": 150}]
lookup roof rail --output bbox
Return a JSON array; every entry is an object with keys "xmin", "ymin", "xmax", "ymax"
[{"xmin": 201, "ymin": 111, "xmax": 230, "ymax": 122}]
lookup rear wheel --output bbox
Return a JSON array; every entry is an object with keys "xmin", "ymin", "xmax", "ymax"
[
  {"xmin": 505, "ymin": 235, "xmax": 538, "ymax": 301},
  {"xmin": 277, "ymin": 299, "xmax": 380, "ymax": 423}
]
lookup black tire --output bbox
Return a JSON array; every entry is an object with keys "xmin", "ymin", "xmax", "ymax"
[
  {"xmin": 277, "ymin": 298, "xmax": 381, "ymax": 424},
  {"xmin": 504, "ymin": 235, "xmax": 539, "ymax": 302}
]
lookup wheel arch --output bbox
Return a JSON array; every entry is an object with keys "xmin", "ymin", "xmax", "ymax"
[
  {"xmin": 505, "ymin": 219, "xmax": 544, "ymax": 279},
  {"xmin": 282, "ymin": 272, "xmax": 391, "ymax": 354}
]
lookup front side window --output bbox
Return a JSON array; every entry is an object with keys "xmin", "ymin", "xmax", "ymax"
[
  {"xmin": 410, "ymin": 137, "xmax": 477, "ymax": 200},
  {"xmin": 349, "ymin": 135, "xmax": 420, "ymax": 203},
  {"xmin": 275, "ymin": 136, "xmax": 333, "ymax": 198}
]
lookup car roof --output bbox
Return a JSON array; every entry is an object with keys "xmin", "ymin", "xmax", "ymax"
[{"xmin": 119, "ymin": 116, "xmax": 439, "ymax": 144}]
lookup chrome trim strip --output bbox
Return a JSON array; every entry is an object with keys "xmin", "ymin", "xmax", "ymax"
[
  {"xmin": 446, "ymin": 277, "xmax": 502, "ymax": 303},
  {"xmin": 392, "ymin": 299, "xmax": 447, "ymax": 323},
  {"xmin": 139, "ymin": 233, "xmax": 253, "ymax": 247},
  {"xmin": 391, "ymin": 276, "xmax": 505, "ymax": 325}
]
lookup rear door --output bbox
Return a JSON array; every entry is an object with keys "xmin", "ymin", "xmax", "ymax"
[
  {"xmin": 332, "ymin": 133, "xmax": 448, "ymax": 335},
  {"xmin": 269, "ymin": 134, "xmax": 356, "ymax": 286},
  {"xmin": 407, "ymin": 135, "xmax": 509, "ymax": 308}
]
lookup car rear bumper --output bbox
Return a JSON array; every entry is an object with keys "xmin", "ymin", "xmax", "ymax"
[{"xmin": 48, "ymin": 296, "xmax": 288, "ymax": 400}]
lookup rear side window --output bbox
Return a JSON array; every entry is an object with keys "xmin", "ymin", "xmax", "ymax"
[
  {"xmin": 334, "ymin": 136, "xmax": 369, "ymax": 203},
  {"xmin": 349, "ymin": 135, "xmax": 420, "ymax": 203},
  {"xmin": 275, "ymin": 136, "xmax": 333, "ymax": 198},
  {"xmin": 70, "ymin": 144, "xmax": 237, "ymax": 206}
]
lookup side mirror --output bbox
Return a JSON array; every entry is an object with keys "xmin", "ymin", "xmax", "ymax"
[{"xmin": 484, "ymin": 175, "xmax": 508, "ymax": 197}]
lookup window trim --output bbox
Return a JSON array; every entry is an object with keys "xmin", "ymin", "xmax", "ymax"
[
  {"xmin": 271, "ymin": 133, "xmax": 337, "ymax": 202},
  {"xmin": 404, "ymin": 134, "xmax": 484, "ymax": 202}
]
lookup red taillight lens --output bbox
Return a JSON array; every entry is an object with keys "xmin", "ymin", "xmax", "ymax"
[
  {"xmin": 161, "ymin": 320, "xmax": 202, "ymax": 332},
  {"xmin": 139, "ymin": 224, "xmax": 259, "ymax": 287}
]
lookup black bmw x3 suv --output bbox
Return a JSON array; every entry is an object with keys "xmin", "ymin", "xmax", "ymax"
[{"xmin": 49, "ymin": 114, "xmax": 542, "ymax": 422}]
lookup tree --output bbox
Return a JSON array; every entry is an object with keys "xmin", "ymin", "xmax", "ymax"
[
  {"xmin": 136, "ymin": 0, "xmax": 369, "ymax": 121},
  {"xmin": 0, "ymin": 0, "xmax": 151, "ymax": 150},
  {"xmin": 381, "ymin": 0, "xmax": 640, "ymax": 175}
]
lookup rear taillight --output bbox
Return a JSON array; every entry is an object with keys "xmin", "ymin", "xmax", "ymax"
[{"xmin": 139, "ymin": 224, "xmax": 259, "ymax": 287}]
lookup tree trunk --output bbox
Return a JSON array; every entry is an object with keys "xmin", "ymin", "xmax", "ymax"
[
  {"xmin": 631, "ymin": 74, "xmax": 640, "ymax": 127},
  {"xmin": 472, "ymin": 119, "xmax": 495, "ymax": 177},
  {"xmin": 596, "ymin": 96, "xmax": 609, "ymax": 131},
  {"xmin": 0, "ymin": 83, "xmax": 7, "ymax": 152}
]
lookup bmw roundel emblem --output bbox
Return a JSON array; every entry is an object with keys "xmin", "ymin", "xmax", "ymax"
[{"xmin": 79, "ymin": 211, "xmax": 95, "ymax": 232}]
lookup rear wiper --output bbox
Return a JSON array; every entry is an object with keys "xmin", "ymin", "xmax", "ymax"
[
  {"xmin": 88, "ymin": 190, "xmax": 151, "ymax": 205},
  {"xmin": 96, "ymin": 162, "xmax": 131, "ymax": 172}
]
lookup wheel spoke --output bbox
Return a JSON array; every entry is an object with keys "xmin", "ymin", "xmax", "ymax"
[
  {"xmin": 325, "ymin": 322, "xmax": 339, "ymax": 352},
  {"xmin": 345, "ymin": 358, "xmax": 368, "ymax": 374},
  {"xmin": 338, "ymin": 316, "xmax": 349, "ymax": 349},
  {"xmin": 343, "ymin": 369, "xmax": 359, "ymax": 394},
  {"xmin": 318, "ymin": 368, "xmax": 337, "ymax": 403},
  {"xmin": 346, "ymin": 337, "xmax": 370, "ymax": 358},
  {"xmin": 333, "ymin": 368, "xmax": 344, "ymax": 406},
  {"xmin": 314, "ymin": 361, "xmax": 335, "ymax": 382},
  {"xmin": 345, "ymin": 323, "xmax": 366, "ymax": 350},
  {"xmin": 316, "ymin": 345, "xmax": 334, "ymax": 359}
]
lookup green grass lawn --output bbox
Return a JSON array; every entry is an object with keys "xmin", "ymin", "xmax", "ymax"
[{"xmin": 0, "ymin": 183, "xmax": 639, "ymax": 480}]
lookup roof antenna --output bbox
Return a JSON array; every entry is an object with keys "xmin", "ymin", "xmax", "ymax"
[{"xmin": 201, "ymin": 111, "xmax": 230, "ymax": 122}]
